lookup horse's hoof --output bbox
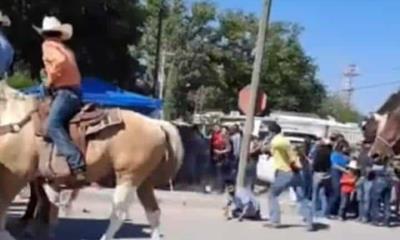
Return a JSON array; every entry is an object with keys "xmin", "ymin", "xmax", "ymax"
[
  {"xmin": 99, "ymin": 235, "xmax": 108, "ymax": 240},
  {"xmin": 0, "ymin": 230, "xmax": 16, "ymax": 240},
  {"xmin": 151, "ymin": 230, "xmax": 162, "ymax": 240}
]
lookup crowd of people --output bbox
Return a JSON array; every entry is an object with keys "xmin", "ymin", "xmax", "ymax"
[
  {"xmin": 309, "ymin": 135, "xmax": 400, "ymax": 227},
  {"xmin": 208, "ymin": 121, "xmax": 400, "ymax": 231}
]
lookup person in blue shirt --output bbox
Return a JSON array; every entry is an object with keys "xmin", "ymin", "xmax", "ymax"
[
  {"xmin": 224, "ymin": 183, "xmax": 261, "ymax": 221},
  {"xmin": 328, "ymin": 139, "xmax": 350, "ymax": 218},
  {"xmin": 0, "ymin": 11, "xmax": 14, "ymax": 78}
]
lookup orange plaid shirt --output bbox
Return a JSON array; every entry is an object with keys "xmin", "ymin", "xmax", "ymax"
[{"xmin": 42, "ymin": 40, "xmax": 81, "ymax": 89}]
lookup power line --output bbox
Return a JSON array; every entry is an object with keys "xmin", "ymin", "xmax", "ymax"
[
  {"xmin": 354, "ymin": 80, "xmax": 400, "ymax": 91},
  {"xmin": 332, "ymin": 79, "xmax": 400, "ymax": 93}
]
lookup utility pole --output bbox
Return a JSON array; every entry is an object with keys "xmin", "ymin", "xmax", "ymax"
[
  {"xmin": 154, "ymin": 0, "xmax": 165, "ymax": 98},
  {"xmin": 341, "ymin": 64, "xmax": 360, "ymax": 107},
  {"xmin": 158, "ymin": 50, "xmax": 166, "ymax": 99},
  {"xmin": 236, "ymin": 0, "xmax": 273, "ymax": 190}
]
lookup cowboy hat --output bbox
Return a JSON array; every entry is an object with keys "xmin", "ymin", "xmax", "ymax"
[
  {"xmin": 33, "ymin": 16, "xmax": 73, "ymax": 41},
  {"xmin": 0, "ymin": 11, "xmax": 11, "ymax": 27}
]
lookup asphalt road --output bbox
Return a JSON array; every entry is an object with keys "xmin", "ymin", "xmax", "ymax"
[{"xmin": 7, "ymin": 187, "xmax": 400, "ymax": 240}]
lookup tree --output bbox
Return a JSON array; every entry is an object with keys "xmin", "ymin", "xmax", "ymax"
[
  {"xmin": 137, "ymin": 0, "xmax": 219, "ymax": 120},
  {"xmin": 318, "ymin": 95, "xmax": 362, "ymax": 123},
  {"xmin": 205, "ymin": 10, "xmax": 258, "ymax": 112},
  {"xmin": 138, "ymin": 3, "xmax": 328, "ymax": 119},
  {"xmin": 261, "ymin": 22, "xmax": 326, "ymax": 112},
  {"xmin": 207, "ymin": 15, "xmax": 326, "ymax": 114},
  {"xmin": 0, "ymin": 0, "xmax": 146, "ymax": 89}
]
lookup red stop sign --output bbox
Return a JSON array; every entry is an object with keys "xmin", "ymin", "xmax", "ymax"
[{"xmin": 238, "ymin": 85, "xmax": 267, "ymax": 116}]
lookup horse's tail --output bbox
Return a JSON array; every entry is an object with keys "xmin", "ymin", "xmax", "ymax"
[{"xmin": 158, "ymin": 120, "xmax": 184, "ymax": 176}]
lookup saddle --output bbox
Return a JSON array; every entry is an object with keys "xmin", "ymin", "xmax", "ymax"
[{"xmin": 33, "ymin": 98, "xmax": 123, "ymax": 180}]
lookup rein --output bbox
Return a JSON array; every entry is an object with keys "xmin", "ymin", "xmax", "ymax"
[
  {"xmin": 0, "ymin": 110, "xmax": 37, "ymax": 136},
  {"xmin": 375, "ymin": 133, "xmax": 400, "ymax": 159},
  {"xmin": 376, "ymin": 135, "xmax": 394, "ymax": 148}
]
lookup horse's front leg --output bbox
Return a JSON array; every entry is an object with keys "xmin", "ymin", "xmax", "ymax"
[
  {"xmin": 19, "ymin": 182, "xmax": 38, "ymax": 222},
  {"xmin": 0, "ymin": 169, "xmax": 28, "ymax": 240},
  {"xmin": 19, "ymin": 180, "xmax": 44, "ymax": 239},
  {"xmin": 33, "ymin": 184, "xmax": 62, "ymax": 240},
  {"xmin": 137, "ymin": 180, "xmax": 162, "ymax": 240}
]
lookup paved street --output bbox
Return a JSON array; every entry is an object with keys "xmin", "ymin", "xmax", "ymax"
[{"xmin": 7, "ymin": 187, "xmax": 400, "ymax": 240}]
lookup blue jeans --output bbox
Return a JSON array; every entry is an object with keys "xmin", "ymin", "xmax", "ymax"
[
  {"xmin": 47, "ymin": 89, "xmax": 85, "ymax": 173},
  {"xmin": 244, "ymin": 160, "xmax": 257, "ymax": 191},
  {"xmin": 312, "ymin": 172, "xmax": 330, "ymax": 218},
  {"xmin": 338, "ymin": 192, "xmax": 352, "ymax": 219},
  {"xmin": 370, "ymin": 177, "xmax": 392, "ymax": 225},
  {"xmin": 268, "ymin": 170, "xmax": 313, "ymax": 229},
  {"xmin": 301, "ymin": 168, "xmax": 313, "ymax": 200},
  {"xmin": 328, "ymin": 169, "xmax": 342, "ymax": 216},
  {"xmin": 357, "ymin": 178, "xmax": 372, "ymax": 221}
]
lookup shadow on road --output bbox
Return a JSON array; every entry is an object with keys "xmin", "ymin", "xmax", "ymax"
[
  {"xmin": 7, "ymin": 215, "xmax": 151, "ymax": 240},
  {"xmin": 263, "ymin": 222, "xmax": 330, "ymax": 231},
  {"xmin": 55, "ymin": 218, "xmax": 151, "ymax": 240},
  {"xmin": 314, "ymin": 223, "xmax": 330, "ymax": 231}
]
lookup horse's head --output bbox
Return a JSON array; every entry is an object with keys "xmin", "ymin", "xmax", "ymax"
[
  {"xmin": 361, "ymin": 113, "xmax": 379, "ymax": 144},
  {"xmin": 368, "ymin": 110, "xmax": 400, "ymax": 160}
]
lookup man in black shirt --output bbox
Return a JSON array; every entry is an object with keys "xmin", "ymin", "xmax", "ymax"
[
  {"xmin": 311, "ymin": 139, "xmax": 333, "ymax": 219},
  {"xmin": 356, "ymin": 142, "xmax": 377, "ymax": 223}
]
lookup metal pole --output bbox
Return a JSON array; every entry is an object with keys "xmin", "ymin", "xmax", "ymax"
[
  {"xmin": 236, "ymin": 0, "xmax": 273, "ymax": 190},
  {"xmin": 159, "ymin": 50, "xmax": 166, "ymax": 99},
  {"xmin": 154, "ymin": 0, "xmax": 164, "ymax": 98},
  {"xmin": 159, "ymin": 50, "xmax": 166, "ymax": 119}
]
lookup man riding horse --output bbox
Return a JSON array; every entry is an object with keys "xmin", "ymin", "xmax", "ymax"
[{"xmin": 33, "ymin": 16, "xmax": 86, "ymax": 182}]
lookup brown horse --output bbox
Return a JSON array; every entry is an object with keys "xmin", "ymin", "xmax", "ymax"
[
  {"xmin": 362, "ymin": 90, "xmax": 400, "ymax": 177},
  {"xmin": 362, "ymin": 90, "xmax": 400, "ymax": 144},
  {"xmin": 368, "ymin": 108, "xmax": 400, "ymax": 159},
  {"xmin": 0, "ymin": 80, "xmax": 184, "ymax": 240}
]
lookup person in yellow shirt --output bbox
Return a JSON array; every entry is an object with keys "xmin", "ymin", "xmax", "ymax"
[
  {"xmin": 270, "ymin": 133, "xmax": 300, "ymax": 172},
  {"xmin": 266, "ymin": 122, "xmax": 314, "ymax": 231},
  {"xmin": 34, "ymin": 16, "xmax": 86, "ymax": 181}
]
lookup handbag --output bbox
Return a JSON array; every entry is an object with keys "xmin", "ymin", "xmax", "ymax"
[{"xmin": 256, "ymin": 154, "xmax": 276, "ymax": 183}]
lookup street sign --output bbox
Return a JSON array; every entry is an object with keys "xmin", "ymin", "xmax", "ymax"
[{"xmin": 238, "ymin": 85, "xmax": 267, "ymax": 116}]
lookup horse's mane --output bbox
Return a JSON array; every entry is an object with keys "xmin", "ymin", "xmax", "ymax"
[{"xmin": 377, "ymin": 90, "xmax": 400, "ymax": 114}]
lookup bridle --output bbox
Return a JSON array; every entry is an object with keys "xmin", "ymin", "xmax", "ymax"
[{"xmin": 374, "ymin": 133, "xmax": 399, "ymax": 158}]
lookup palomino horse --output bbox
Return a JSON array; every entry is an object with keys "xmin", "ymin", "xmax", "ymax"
[{"xmin": 0, "ymin": 80, "xmax": 184, "ymax": 240}]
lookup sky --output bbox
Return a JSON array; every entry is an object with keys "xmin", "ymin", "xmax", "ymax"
[{"xmin": 188, "ymin": 0, "xmax": 400, "ymax": 114}]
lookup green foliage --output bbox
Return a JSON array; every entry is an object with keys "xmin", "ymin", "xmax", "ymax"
[
  {"xmin": 138, "ymin": 0, "xmax": 219, "ymax": 120},
  {"xmin": 262, "ymin": 23, "xmax": 326, "ymax": 112},
  {"xmin": 318, "ymin": 95, "xmax": 363, "ymax": 123},
  {"xmin": 138, "ymin": 1, "xmax": 327, "ymax": 119},
  {"xmin": 6, "ymin": 71, "xmax": 35, "ymax": 89}
]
